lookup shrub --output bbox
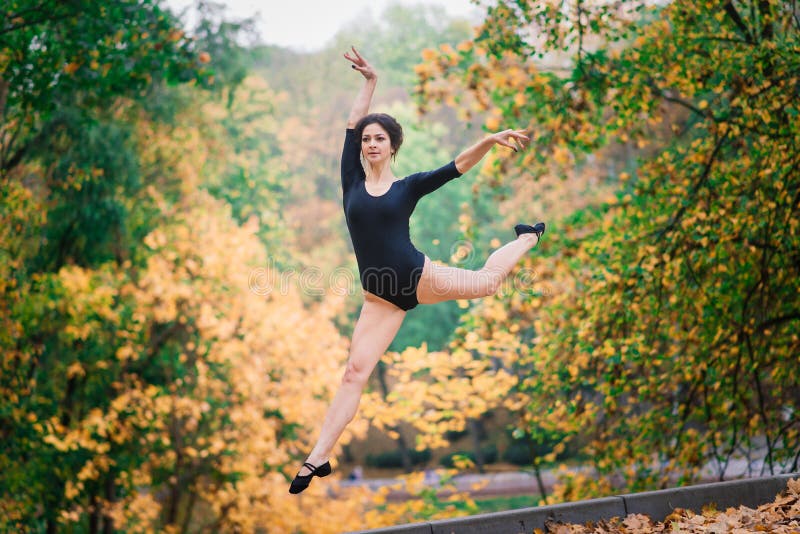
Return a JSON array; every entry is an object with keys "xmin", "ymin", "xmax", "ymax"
[
  {"xmin": 366, "ymin": 448, "xmax": 431, "ymax": 469},
  {"xmin": 439, "ymin": 445, "xmax": 498, "ymax": 468},
  {"xmin": 502, "ymin": 442, "xmax": 533, "ymax": 466}
]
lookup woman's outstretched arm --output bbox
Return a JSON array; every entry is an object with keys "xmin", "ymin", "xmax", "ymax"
[
  {"xmin": 454, "ymin": 129, "xmax": 530, "ymax": 174},
  {"xmin": 344, "ymin": 47, "xmax": 377, "ymax": 128}
]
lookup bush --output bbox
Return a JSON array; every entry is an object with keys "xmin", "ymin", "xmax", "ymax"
[
  {"xmin": 439, "ymin": 445, "xmax": 498, "ymax": 468},
  {"xmin": 502, "ymin": 441, "xmax": 532, "ymax": 466},
  {"xmin": 439, "ymin": 451, "xmax": 474, "ymax": 468},
  {"xmin": 365, "ymin": 448, "xmax": 431, "ymax": 469},
  {"xmin": 482, "ymin": 443, "xmax": 498, "ymax": 464},
  {"xmin": 503, "ymin": 433, "xmax": 579, "ymax": 466},
  {"xmin": 444, "ymin": 429, "xmax": 469, "ymax": 441}
]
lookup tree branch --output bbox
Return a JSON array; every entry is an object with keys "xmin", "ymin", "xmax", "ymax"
[
  {"xmin": 0, "ymin": 14, "xmax": 62, "ymax": 37},
  {"xmin": 755, "ymin": 313, "xmax": 800, "ymax": 333},
  {"xmin": 2, "ymin": 114, "xmax": 67, "ymax": 175},
  {"xmin": 723, "ymin": 1, "xmax": 753, "ymax": 43},
  {"xmin": 746, "ymin": 332, "xmax": 775, "ymax": 475},
  {"xmin": 758, "ymin": 0, "xmax": 774, "ymax": 41},
  {"xmin": 0, "ymin": 78, "xmax": 7, "ymax": 117},
  {"xmin": 655, "ymin": 129, "xmax": 730, "ymax": 241},
  {"xmin": 657, "ymin": 88, "xmax": 709, "ymax": 118}
]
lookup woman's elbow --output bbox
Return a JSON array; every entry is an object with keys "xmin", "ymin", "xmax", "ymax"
[{"xmin": 454, "ymin": 158, "xmax": 471, "ymax": 175}]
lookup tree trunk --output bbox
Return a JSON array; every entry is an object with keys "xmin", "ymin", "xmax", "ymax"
[
  {"xmin": 529, "ymin": 442, "xmax": 547, "ymax": 501},
  {"xmin": 376, "ymin": 361, "xmax": 413, "ymax": 471},
  {"xmin": 468, "ymin": 418, "xmax": 485, "ymax": 473},
  {"xmin": 180, "ymin": 489, "xmax": 197, "ymax": 534},
  {"xmin": 0, "ymin": 78, "xmax": 7, "ymax": 120},
  {"xmin": 89, "ymin": 490, "xmax": 100, "ymax": 534},
  {"xmin": 103, "ymin": 474, "xmax": 115, "ymax": 534},
  {"xmin": 533, "ymin": 461, "xmax": 547, "ymax": 502}
]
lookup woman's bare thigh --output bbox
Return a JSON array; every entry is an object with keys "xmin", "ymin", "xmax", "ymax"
[
  {"xmin": 346, "ymin": 291, "xmax": 407, "ymax": 376},
  {"xmin": 415, "ymin": 256, "xmax": 498, "ymax": 305}
]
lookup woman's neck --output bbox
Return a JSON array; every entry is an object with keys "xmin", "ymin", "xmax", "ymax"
[{"xmin": 366, "ymin": 160, "xmax": 394, "ymax": 182}]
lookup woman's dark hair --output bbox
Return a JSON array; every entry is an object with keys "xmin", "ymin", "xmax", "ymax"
[{"xmin": 354, "ymin": 113, "xmax": 403, "ymax": 161}]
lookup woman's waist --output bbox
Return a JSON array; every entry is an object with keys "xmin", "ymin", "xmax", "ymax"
[{"xmin": 353, "ymin": 248, "xmax": 424, "ymax": 275}]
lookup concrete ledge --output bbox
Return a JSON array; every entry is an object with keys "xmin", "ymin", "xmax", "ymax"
[
  {"xmin": 621, "ymin": 473, "xmax": 798, "ymax": 520},
  {"xmin": 358, "ymin": 524, "xmax": 432, "ymax": 534},
  {"xmin": 346, "ymin": 473, "xmax": 798, "ymax": 534},
  {"xmin": 430, "ymin": 497, "xmax": 625, "ymax": 534}
]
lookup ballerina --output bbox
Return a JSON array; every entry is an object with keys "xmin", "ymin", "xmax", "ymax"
[{"xmin": 290, "ymin": 47, "xmax": 544, "ymax": 494}]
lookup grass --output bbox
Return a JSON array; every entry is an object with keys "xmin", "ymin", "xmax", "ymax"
[
  {"xmin": 473, "ymin": 494, "xmax": 541, "ymax": 513},
  {"xmin": 432, "ymin": 494, "xmax": 541, "ymax": 514}
]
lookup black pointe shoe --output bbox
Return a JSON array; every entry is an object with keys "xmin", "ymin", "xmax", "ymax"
[
  {"xmin": 289, "ymin": 461, "xmax": 332, "ymax": 494},
  {"xmin": 514, "ymin": 222, "xmax": 546, "ymax": 239}
]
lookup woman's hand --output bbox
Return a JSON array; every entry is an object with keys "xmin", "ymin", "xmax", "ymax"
[
  {"xmin": 344, "ymin": 46, "xmax": 377, "ymax": 81},
  {"xmin": 345, "ymin": 47, "xmax": 378, "ymax": 126},
  {"xmin": 454, "ymin": 128, "xmax": 531, "ymax": 174},
  {"xmin": 489, "ymin": 129, "xmax": 530, "ymax": 152}
]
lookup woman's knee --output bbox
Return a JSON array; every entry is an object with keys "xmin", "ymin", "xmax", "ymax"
[
  {"xmin": 341, "ymin": 358, "xmax": 372, "ymax": 387},
  {"xmin": 479, "ymin": 269, "xmax": 504, "ymax": 297}
]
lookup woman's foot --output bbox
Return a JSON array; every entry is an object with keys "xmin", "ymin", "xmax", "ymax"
[
  {"xmin": 514, "ymin": 222, "xmax": 546, "ymax": 240},
  {"xmin": 289, "ymin": 460, "xmax": 332, "ymax": 494}
]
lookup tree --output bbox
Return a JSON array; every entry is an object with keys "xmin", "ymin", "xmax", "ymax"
[
  {"xmin": 0, "ymin": 2, "xmax": 497, "ymax": 530},
  {"xmin": 0, "ymin": 77, "xmax": 378, "ymax": 531},
  {"xmin": 0, "ymin": 0, "xmax": 208, "ymax": 176},
  {"xmin": 408, "ymin": 0, "xmax": 799, "ymax": 498}
]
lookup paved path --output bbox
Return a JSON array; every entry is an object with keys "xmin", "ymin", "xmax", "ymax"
[
  {"xmin": 340, "ymin": 469, "xmax": 555, "ymax": 499},
  {"xmin": 340, "ymin": 456, "xmax": 773, "ymax": 500}
]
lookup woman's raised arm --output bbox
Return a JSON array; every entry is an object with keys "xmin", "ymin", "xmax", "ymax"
[
  {"xmin": 454, "ymin": 129, "xmax": 530, "ymax": 174},
  {"xmin": 344, "ymin": 47, "xmax": 377, "ymax": 128}
]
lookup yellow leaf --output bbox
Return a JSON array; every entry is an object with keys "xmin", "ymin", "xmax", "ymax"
[{"xmin": 66, "ymin": 362, "xmax": 85, "ymax": 379}]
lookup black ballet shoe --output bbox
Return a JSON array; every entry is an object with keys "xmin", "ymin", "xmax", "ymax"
[
  {"xmin": 289, "ymin": 461, "xmax": 332, "ymax": 494},
  {"xmin": 514, "ymin": 222, "xmax": 546, "ymax": 239}
]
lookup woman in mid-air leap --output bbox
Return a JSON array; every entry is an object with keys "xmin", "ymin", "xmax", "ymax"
[{"xmin": 290, "ymin": 47, "xmax": 545, "ymax": 494}]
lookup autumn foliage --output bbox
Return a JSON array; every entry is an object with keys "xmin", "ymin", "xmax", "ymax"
[
  {"xmin": 0, "ymin": 2, "xmax": 490, "ymax": 531},
  {"xmin": 0, "ymin": 3, "xmax": 371, "ymax": 532},
  {"xmin": 387, "ymin": 0, "xmax": 800, "ymax": 500}
]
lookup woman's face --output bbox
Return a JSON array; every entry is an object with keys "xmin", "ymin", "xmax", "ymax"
[{"xmin": 361, "ymin": 123, "xmax": 393, "ymax": 165}]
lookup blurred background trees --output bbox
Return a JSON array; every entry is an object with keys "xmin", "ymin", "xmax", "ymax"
[
  {"xmin": 2, "ymin": 0, "xmax": 798, "ymax": 531},
  {"xmin": 399, "ymin": 0, "xmax": 800, "ymax": 500}
]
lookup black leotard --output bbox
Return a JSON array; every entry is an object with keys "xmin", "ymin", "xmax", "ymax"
[{"xmin": 341, "ymin": 128, "xmax": 462, "ymax": 310}]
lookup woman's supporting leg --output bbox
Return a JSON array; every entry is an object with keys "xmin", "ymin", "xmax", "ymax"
[
  {"xmin": 299, "ymin": 292, "xmax": 406, "ymax": 475},
  {"xmin": 416, "ymin": 232, "xmax": 540, "ymax": 305}
]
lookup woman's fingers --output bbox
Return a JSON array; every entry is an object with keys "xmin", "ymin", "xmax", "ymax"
[
  {"xmin": 510, "ymin": 130, "xmax": 530, "ymax": 142},
  {"xmin": 345, "ymin": 54, "xmax": 377, "ymax": 80},
  {"xmin": 513, "ymin": 133, "xmax": 529, "ymax": 151},
  {"xmin": 509, "ymin": 132, "xmax": 523, "ymax": 150},
  {"xmin": 345, "ymin": 47, "xmax": 367, "ymax": 66},
  {"xmin": 494, "ymin": 129, "xmax": 530, "ymax": 152},
  {"xmin": 491, "ymin": 131, "xmax": 511, "ymax": 148},
  {"xmin": 344, "ymin": 53, "xmax": 362, "ymax": 65}
]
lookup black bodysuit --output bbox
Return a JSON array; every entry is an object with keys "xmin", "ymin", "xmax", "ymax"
[{"xmin": 341, "ymin": 128, "xmax": 462, "ymax": 310}]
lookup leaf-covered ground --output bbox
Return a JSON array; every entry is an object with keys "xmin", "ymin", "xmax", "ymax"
[{"xmin": 541, "ymin": 479, "xmax": 800, "ymax": 533}]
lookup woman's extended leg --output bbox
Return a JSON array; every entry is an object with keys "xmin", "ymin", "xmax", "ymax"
[
  {"xmin": 416, "ymin": 232, "xmax": 540, "ymax": 304},
  {"xmin": 298, "ymin": 292, "xmax": 406, "ymax": 476}
]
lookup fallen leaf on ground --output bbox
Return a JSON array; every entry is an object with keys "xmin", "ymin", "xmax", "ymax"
[{"xmin": 541, "ymin": 478, "xmax": 800, "ymax": 533}]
